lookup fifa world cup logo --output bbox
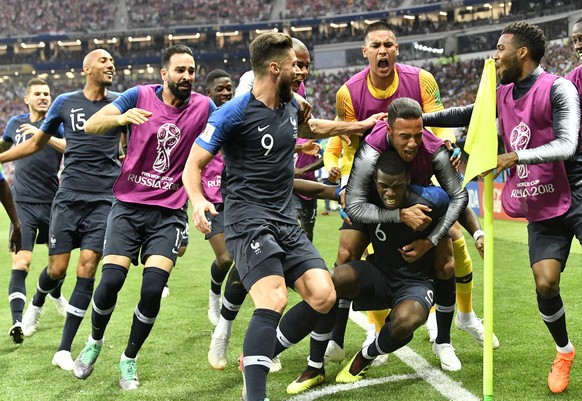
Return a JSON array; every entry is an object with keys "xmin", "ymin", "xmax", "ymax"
[
  {"xmin": 153, "ymin": 123, "xmax": 181, "ymax": 173},
  {"xmin": 509, "ymin": 122, "xmax": 531, "ymax": 179}
]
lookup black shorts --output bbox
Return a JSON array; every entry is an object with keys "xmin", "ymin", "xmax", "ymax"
[
  {"xmin": 103, "ymin": 200, "xmax": 187, "ymax": 266},
  {"xmin": 9, "ymin": 202, "xmax": 51, "ymax": 252},
  {"xmin": 225, "ymin": 219, "xmax": 327, "ymax": 291},
  {"xmin": 48, "ymin": 190, "xmax": 113, "ymax": 255},
  {"xmin": 527, "ymin": 185, "xmax": 582, "ymax": 269},
  {"xmin": 205, "ymin": 203, "xmax": 225, "ymax": 240},
  {"xmin": 293, "ymin": 194, "xmax": 317, "ymax": 225},
  {"xmin": 349, "ymin": 260, "xmax": 434, "ymax": 315},
  {"xmin": 180, "ymin": 221, "xmax": 189, "ymax": 248}
]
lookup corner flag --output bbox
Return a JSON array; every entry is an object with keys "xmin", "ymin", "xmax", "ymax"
[
  {"xmin": 463, "ymin": 58, "xmax": 497, "ymax": 401},
  {"xmin": 462, "ymin": 58, "xmax": 498, "ymax": 188}
]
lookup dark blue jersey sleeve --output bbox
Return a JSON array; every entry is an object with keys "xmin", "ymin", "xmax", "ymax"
[
  {"xmin": 2, "ymin": 115, "xmax": 22, "ymax": 142},
  {"xmin": 196, "ymin": 91, "xmax": 250, "ymax": 155},
  {"xmin": 112, "ymin": 86, "xmax": 140, "ymax": 113},
  {"xmin": 409, "ymin": 184, "xmax": 450, "ymax": 219},
  {"xmin": 40, "ymin": 93, "xmax": 70, "ymax": 135}
]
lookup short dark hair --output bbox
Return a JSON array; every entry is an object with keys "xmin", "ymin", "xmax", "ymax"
[
  {"xmin": 387, "ymin": 97, "xmax": 423, "ymax": 128},
  {"xmin": 250, "ymin": 32, "xmax": 293, "ymax": 78},
  {"xmin": 501, "ymin": 22, "xmax": 546, "ymax": 63},
  {"xmin": 206, "ymin": 69, "xmax": 231, "ymax": 87},
  {"xmin": 364, "ymin": 21, "xmax": 395, "ymax": 42},
  {"xmin": 26, "ymin": 78, "xmax": 49, "ymax": 95},
  {"xmin": 161, "ymin": 45, "xmax": 194, "ymax": 70},
  {"xmin": 376, "ymin": 150, "xmax": 410, "ymax": 176}
]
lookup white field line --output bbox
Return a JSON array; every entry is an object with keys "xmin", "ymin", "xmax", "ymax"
[{"xmin": 286, "ymin": 310, "xmax": 480, "ymax": 401}]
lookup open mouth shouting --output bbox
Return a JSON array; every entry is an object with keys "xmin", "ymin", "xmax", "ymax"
[{"xmin": 377, "ymin": 58, "xmax": 390, "ymax": 73}]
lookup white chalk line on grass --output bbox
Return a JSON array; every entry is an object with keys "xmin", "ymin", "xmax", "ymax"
[
  {"xmin": 287, "ymin": 310, "xmax": 480, "ymax": 401},
  {"xmin": 287, "ymin": 373, "xmax": 421, "ymax": 401}
]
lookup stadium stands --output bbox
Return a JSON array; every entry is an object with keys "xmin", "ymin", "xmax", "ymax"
[{"xmin": 0, "ymin": 0, "xmax": 116, "ymax": 35}]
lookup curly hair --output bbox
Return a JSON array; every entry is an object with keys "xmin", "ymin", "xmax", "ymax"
[{"xmin": 502, "ymin": 22, "xmax": 547, "ymax": 63}]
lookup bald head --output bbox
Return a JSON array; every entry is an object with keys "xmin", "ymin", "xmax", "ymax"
[
  {"xmin": 83, "ymin": 49, "xmax": 112, "ymax": 68},
  {"xmin": 292, "ymin": 38, "xmax": 308, "ymax": 54},
  {"xmin": 82, "ymin": 49, "xmax": 115, "ymax": 87}
]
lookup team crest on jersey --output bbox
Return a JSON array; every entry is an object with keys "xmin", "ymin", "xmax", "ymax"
[
  {"xmin": 509, "ymin": 122, "xmax": 531, "ymax": 179},
  {"xmin": 250, "ymin": 240, "xmax": 262, "ymax": 255},
  {"xmin": 199, "ymin": 124, "xmax": 216, "ymax": 143},
  {"xmin": 153, "ymin": 123, "xmax": 181, "ymax": 173},
  {"xmin": 290, "ymin": 117, "xmax": 298, "ymax": 138}
]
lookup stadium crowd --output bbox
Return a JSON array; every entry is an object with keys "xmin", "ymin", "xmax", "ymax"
[
  {"xmin": 0, "ymin": 42, "xmax": 577, "ymax": 141},
  {"xmin": 0, "ymin": 0, "xmax": 117, "ymax": 36}
]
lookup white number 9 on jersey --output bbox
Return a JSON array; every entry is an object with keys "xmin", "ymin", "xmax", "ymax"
[{"xmin": 261, "ymin": 134, "xmax": 274, "ymax": 156}]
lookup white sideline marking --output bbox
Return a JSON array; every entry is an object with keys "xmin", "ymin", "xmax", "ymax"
[
  {"xmin": 287, "ymin": 310, "xmax": 480, "ymax": 401},
  {"xmin": 287, "ymin": 373, "xmax": 421, "ymax": 401}
]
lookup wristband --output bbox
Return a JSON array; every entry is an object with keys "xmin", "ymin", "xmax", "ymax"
[
  {"xmin": 473, "ymin": 229, "xmax": 484, "ymax": 241},
  {"xmin": 452, "ymin": 147, "xmax": 461, "ymax": 158},
  {"xmin": 339, "ymin": 207, "xmax": 350, "ymax": 221}
]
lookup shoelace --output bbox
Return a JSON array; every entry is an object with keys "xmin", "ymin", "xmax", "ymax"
[
  {"xmin": 122, "ymin": 360, "xmax": 137, "ymax": 380},
  {"xmin": 82, "ymin": 344, "xmax": 101, "ymax": 364}
]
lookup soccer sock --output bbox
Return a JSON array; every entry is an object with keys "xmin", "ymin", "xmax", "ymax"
[
  {"xmin": 8, "ymin": 270, "xmax": 27, "ymax": 323},
  {"xmin": 49, "ymin": 275, "xmax": 66, "ymax": 299},
  {"xmin": 367, "ymin": 309, "xmax": 390, "ymax": 333},
  {"xmin": 210, "ymin": 261, "xmax": 228, "ymax": 295},
  {"xmin": 365, "ymin": 320, "xmax": 412, "ymax": 357},
  {"xmin": 221, "ymin": 266, "xmax": 246, "ymax": 321},
  {"xmin": 308, "ymin": 302, "xmax": 338, "ymax": 368},
  {"xmin": 124, "ymin": 267, "xmax": 169, "ymax": 358},
  {"xmin": 92, "ymin": 264, "xmax": 128, "ymax": 341},
  {"xmin": 274, "ymin": 300, "xmax": 325, "ymax": 356},
  {"xmin": 330, "ymin": 298, "xmax": 351, "ymax": 348},
  {"xmin": 453, "ymin": 236, "xmax": 473, "ymax": 314},
  {"xmin": 243, "ymin": 308, "xmax": 281, "ymax": 401},
  {"xmin": 537, "ymin": 291, "xmax": 569, "ymax": 348},
  {"xmin": 58, "ymin": 277, "xmax": 94, "ymax": 352},
  {"xmin": 32, "ymin": 266, "xmax": 61, "ymax": 307},
  {"xmin": 435, "ymin": 276, "xmax": 456, "ymax": 344}
]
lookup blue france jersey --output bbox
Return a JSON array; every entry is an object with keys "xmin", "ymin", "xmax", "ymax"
[
  {"xmin": 366, "ymin": 184, "xmax": 450, "ymax": 281},
  {"xmin": 196, "ymin": 91, "xmax": 300, "ymax": 225},
  {"xmin": 41, "ymin": 90, "xmax": 122, "ymax": 195},
  {"xmin": 2, "ymin": 113, "xmax": 63, "ymax": 203}
]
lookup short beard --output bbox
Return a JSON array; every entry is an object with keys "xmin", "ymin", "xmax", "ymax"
[
  {"xmin": 279, "ymin": 80, "xmax": 293, "ymax": 103},
  {"xmin": 169, "ymin": 81, "xmax": 191, "ymax": 101},
  {"xmin": 499, "ymin": 57, "xmax": 522, "ymax": 85}
]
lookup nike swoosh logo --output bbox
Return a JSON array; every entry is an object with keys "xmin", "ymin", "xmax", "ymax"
[
  {"xmin": 71, "ymin": 108, "xmax": 83, "ymax": 113},
  {"xmin": 258, "ymin": 125, "xmax": 270, "ymax": 132}
]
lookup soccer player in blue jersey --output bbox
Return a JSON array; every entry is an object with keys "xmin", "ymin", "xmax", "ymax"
[
  {"xmin": 0, "ymin": 78, "xmax": 68, "ymax": 344},
  {"xmin": 0, "ymin": 49, "xmax": 122, "ymax": 371},
  {"xmin": 292, "ymin": 150, "xmax": 455, "ymax": 384},
  {"xmin": 183, "ymin": 32, "xmax": 383, "ymax": 401}
]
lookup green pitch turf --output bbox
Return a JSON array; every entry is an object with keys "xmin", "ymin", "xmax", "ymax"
[{"xmin": 0, "ymin": 203, "xmax": 580, "ymax": 400}]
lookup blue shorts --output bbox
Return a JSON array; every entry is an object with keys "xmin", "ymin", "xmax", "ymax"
[
  {"xmin": 48, "ymin": 190, "xmax": 113, "ymax": 255},
  {"xmin": 293, "ymin": 194, "xmax": 317, "ymax": 225},
  {"xmin": 103, "ymin": 200, "xmax": 187, "ymax": 266},
  {"xmin": 348, "ymin": 260, "xmax": 434, "ymax": 315},
  {"xmin": 225, "ymin": 219, "xmax": 327, "ymax": 291},
  {"xmin": 10, "ymin": 201, "xmax": 51, "ymax": 251},
  {"xmin": 527, "ymin": 185, "xmax": 582, "ymax": 269},
  {"xmin": 204, "ymin": 203, "xmax": 225, "ymax": 240},
  {"xmin": 180, "ymin": 221, "xmax": 189, "ymax": 248}
]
